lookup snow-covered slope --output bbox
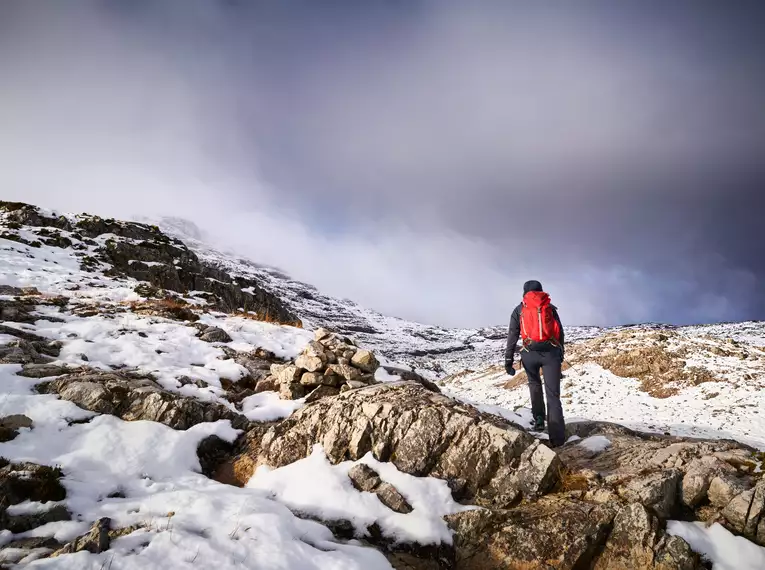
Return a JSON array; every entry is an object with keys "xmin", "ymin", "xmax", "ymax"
[{"xmin": 153, "ymin": 216, "xmax": 604, "ymax": 376}]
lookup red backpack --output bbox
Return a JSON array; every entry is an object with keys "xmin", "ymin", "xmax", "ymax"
[{"xmin": 520, "ymin": 291, "xmax": 561, "ymax": 345}]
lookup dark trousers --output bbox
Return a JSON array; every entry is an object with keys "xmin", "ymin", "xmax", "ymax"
[{"xmin": 521, "ymin": 348, "xmax": 565, "ymax": 447}]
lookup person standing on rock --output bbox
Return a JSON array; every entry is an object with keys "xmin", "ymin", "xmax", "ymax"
[{"xmin": 504, "ymin": 280, "xmax": 566, "ymax": 447}]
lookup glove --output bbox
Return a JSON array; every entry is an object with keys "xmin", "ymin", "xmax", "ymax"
[{"xmin": 505, "ymin": 361, "xmax": 515, "ymax": 376}]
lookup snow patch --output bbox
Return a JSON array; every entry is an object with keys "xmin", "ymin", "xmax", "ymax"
[{"xmin": 667, "ymin": 521, "xmax": 765, "ymax": 570}]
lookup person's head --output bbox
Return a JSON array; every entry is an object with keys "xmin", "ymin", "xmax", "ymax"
[{"xmin": 523, "ymin": 280, "xmax": 543, "ymax": 294}]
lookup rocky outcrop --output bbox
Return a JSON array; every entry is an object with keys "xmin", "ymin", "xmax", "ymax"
[
  {"xmin": 1, "ymin": 201, "xmax": 301, "ymax": 326},
  {"xmin": 0, "ymin": 459, "xmax": 67, "ymax": 539},
  {"xmin": 226, "ymin": 382, "xmax": 558, "ymax": 507},
  {"xmin": 348, "ymin": 464, "xmax": 413, "ymax": 514},
  {"xmin": 52, "ymin": 517, "xmax": 111, "ymax": 556},
  {"xmin": 38, "ymin": 370, "xmax": 250, "ymax": 431},
  {"xmin": 0, "ymin": 414, "xmax": 33, "ymax": 443}
]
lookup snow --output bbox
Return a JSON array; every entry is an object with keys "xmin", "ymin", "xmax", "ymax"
[
  {"xmin": 248, "ymin": 444, "xmax": 471, "ymax": 546},
  {"xmin": 241, "ymin": 391, "xmax": 305, "ymax": 422},
  {"xmin": 578, "ymin": 435, "xmax": 612, "ymax": 453},
  {"xmin": 667, "ymin": 521, "xmax": 765, "ymax": 570}
]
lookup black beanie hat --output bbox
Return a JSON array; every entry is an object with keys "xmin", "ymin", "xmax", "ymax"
[{"xmin": 523, "ymin": 280, "xmax": 543, "ymax": 294}]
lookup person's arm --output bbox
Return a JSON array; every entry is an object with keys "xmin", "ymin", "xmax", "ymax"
[{"xmin": 504, "ymin": 305, "xmax": 521, "ymax": 372}]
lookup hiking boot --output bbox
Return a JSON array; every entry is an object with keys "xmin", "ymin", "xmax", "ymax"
[{"xmin": 533, "ymin": 416, "xmax": 545, "ymax": 432}]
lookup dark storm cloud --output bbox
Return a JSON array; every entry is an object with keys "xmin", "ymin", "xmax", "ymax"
[{"xmin": 1, "ymin": 0, "xmax": 763, "ymax": 326}]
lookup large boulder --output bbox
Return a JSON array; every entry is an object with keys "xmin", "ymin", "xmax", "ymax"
[
  {"xmin": 39, "ymin": 371, "xmax": 249, "ymax": 430},
  {"xmin": 229, "ymin": 382, "xmax": 556, "ymax": 507},
  {"xmin": 446, "ymin": 497, "xmax": 616, "ymax": 570}
]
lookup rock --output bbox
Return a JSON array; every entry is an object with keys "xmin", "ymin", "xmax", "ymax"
[
  {"xmin": 300, "ymin": 372, "xmax": 326, "ymax": 387},
  {"xmin": 199, "ymin": 327, "xmax": 232, "ymax": 343},
  {"xmin": 351, "ymin": 349, "xmax": 379, "ymax": 373},
  {"xmin": 447, "ymin": 496, "xmax": 615, "ymax": 570},
  {"xmin": 41, "ymin": 370, "xmax": 249, "ymax": 430},
  {"xmin": 347, "ymin": 464, "xmax": 412, "ymax": 514},
  {"xmin": 376, "ymin": 482, "xmax": 413, "ymax": 514},
  {"xmin": 515, "ymin": 440, "xmax": 563, "ymax": 498},
  {"xmin": 242, "ymin": 382, "xmax": 545, "ymax": 506},
  {"xmin": 619, "ymin": 469, "xmax": 681, "ymax": 519},
  {"xmin": 3, "ymin": 504, "xmax": 71, "ymax": 534},
  {"xmin": 381, "ymin": 365, "xmax": 441, "ymax": 393},
  {"xmin": 681, "ymin": 457, "xmax": 733, "ymax": 508},
  {"xmin": 348, "ymin": 463, "xmax": 381, "ymax": 492},
  {"xmin": 295, "ymin": 341, "xmax": 328, "ymax": 372},
  {"xmin": 314, "ymin": 327, "xmax": 332, "ymax": 342},
  {"xmin": 708, "ymin": 474, "xmax": 750, "ymax": 508},
  {"xmin": 295, "ymin": 354, "xmax": 325, "ymax": 372},
  {"xmin": 279, "ymin": 382, "xmax": 305, "ymax": 400},
  {"xmin": 0, "ymin": 414, "xmax": 33, "ymax": 430},
  {"xmin": 0, "ymin": 461, "xmax": 66, "ymax": 507},
  {"xmin": 721, "ymin": 481, "xmax": 765, "ymax": 542},
  {"xmin": 0, "ymin": 537, "xmax": 62, "ymax": 564},
  {"xmin": 325, "ymin": 363, "xmax": 361, "ymax": 384},
  {"xmin": 52, "ymin": 517, "xmax": 111, "ymax": 556},
  {"xmin": 345, "ymin": 379, "xmax": 369, "ymax": 390},
  {"xmin": 17, "ymin": 363, "xmax": 72, "ymax": 378},
  {"xmin": 595, "ymin": 503, "xmax": 699, "ymax": 570},
  {"xmin": 304, "ymin": 385, "xmax": 341, "ymax": 403},
  {"xmin": 0, "ymin": 339, "xmax": 52, "ymax": 365},
  {"xmin": 254, "ymin": 376, "xmax": 279, "ymax": 393},
  {"xmin": 197, "ymin": 435, "xmax": 235, "ymax": 478},
  {"xmin": 270, "ymin": 364, "xmax": 302, "ymax": 385}
]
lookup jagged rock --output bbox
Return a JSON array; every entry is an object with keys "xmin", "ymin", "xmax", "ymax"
[
  {"xmin": 0, "ymin": 461, "xmax": 66, "ymax": 507},
  {"xmin": 17, "ymin": 363, "xmax": 72, "ymax": 378},
  {"xmin": 722, "ymin": 481, "xmax": 765, "ymax": 543},
  {"xmin": 52, "ymin": 517, "xmax": 111, "ymax": 556},
  {"xmin": 594, "ymin": 503, "xmax": 699, "ymax": 570},
  {"xmin": 0, "ymin": 414, "xmax": 33, "ymax": 430},
  {"xmin": 304, "ymin": 385, "xmax": 341, "ymax": 403},
  {"xmin": 619, "ymin": 469, "xmax": 681, "ymax": 519},
  {"xmin": 351, "ymin": 349, "xmax": 379, "ymax": 373},
  {"xmin": 681, "ymin": 456, "xmax": 734, "ymax": 507},
  {"xmin": 0, "ymin": 285, "xmax": 40, "ymax": 296},
  {"xmin": 447, "ymin": 497, "xmax": 615, "ymax": 570},
  {"xmin": 708, "ymin": 474, "xmax": 750, "ymax": 508},
  {"xmin": 348, "ymin": 464, "xmax": 413, "ymax": 514},
  {"xmin": 232, "ymin": 382, "xmax": 550, "ymax": 507},
  {"xmin": 199, "ymin": 327, "xmax": 232, "ymax": 343},
  {"xmin": 515, "ymin": 440, "xmax": 563, "ymax": 499},
  {"xmin": 3, "ymin": 504, "xmax": 71, "ymax": 534},
  {"xmin": 40, "ymin": 371, "xmax": 249, "ymax": 430}
]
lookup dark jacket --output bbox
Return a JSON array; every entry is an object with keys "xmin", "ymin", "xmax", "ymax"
[{"xmin": 504, "ymin": 302, "xmax": 565, "ymax": 363}]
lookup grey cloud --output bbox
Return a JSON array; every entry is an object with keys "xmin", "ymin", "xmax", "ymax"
[{"xmin": 0, "ymin": 0, "xmax": 763, "ymax": 326}]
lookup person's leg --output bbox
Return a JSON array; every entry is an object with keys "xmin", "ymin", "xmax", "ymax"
[
  {"xmin": 521, "ymin": 351, "xmax": 545, "ymax": 427},
  {"xmin": 540, "ymin": 350, "xmax": 565, "ymax": 447}
]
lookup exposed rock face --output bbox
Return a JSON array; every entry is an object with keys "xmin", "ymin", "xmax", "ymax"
[
  {"xmin": 351, "ymin": 349, "xmax": 379, "ymax": 373},
  {"xmin": 39, "ymin": 370, "xmax": 250, "ymax": 430},
  {"xmin": 17, "ymin": 363, "xmax": 73, "ymax": 378},
  {"xmin": 594, "ymin": 503, "xmax": 699, "ymax": 570},
  {"xmin": 447, "ymin": 497, "xmax": 616, "ymax": 570},
  {"xmin": 230, "ymin": 382, "xmax": 556, "ymax": 507},
  {"xmin": 559, "ymin": 421, "xmax": 765, "ymax": 546}
]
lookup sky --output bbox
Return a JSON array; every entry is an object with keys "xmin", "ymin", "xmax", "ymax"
[{"xmin": 1, "ymin": 0, "xmax": 763, "ymax": 328}]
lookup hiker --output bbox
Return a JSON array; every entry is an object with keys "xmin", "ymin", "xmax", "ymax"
[{"xmin": 504, "ymin": 280, "xmax": 566, "ymax": 447}]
